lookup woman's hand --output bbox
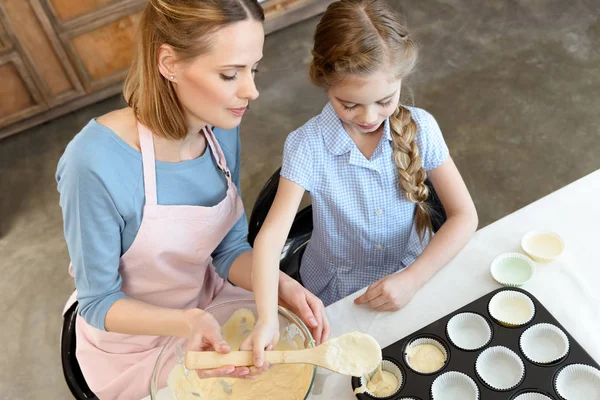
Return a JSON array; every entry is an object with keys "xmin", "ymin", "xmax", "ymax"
[
  {"xmin": 354, "ymin": 269, "xmax": 420, "ymax": 311},
  {"xmin": 184, "ymin": 308, "xmax": 252, "ymax": 379},
  {"xmin": 277, "ymin": 277, "xmax": 331, "ymax": 345},
  {"xmin": 239, "ymin": 317, "xmax": 280, "ymax": 368}
]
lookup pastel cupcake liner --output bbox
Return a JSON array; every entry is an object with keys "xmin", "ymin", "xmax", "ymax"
[
  {"xmin": 554, "ymin": 364, "xmax": 600, "ymax": 400},
  {"xmin": 520, "ymin": 323, "xmax": 570, "ymax": 364},
  {"xmin": 446, "ymin": 312, "xmax": 492, "ymax": 351},
  {"xmin": 488, "ymin": 290, "xmax": 536, "ymax": 327},
  {"xmin": 404, "ymin": 337, "xmax": 449, "ymax": 375},
  {"xmin": 431, "ymin": 371, "xmax": 480, "ymax": 400},
  {"xmin": 475, "ymin": 346, "xmax": 525, "ymax": 391},
  {"xmin": 512, "ymin": 393, "xmax": 554, "ymax": 400},
  {"xmin": 490, "ymin": 252, "xmax": 536, "ymax": 287},
  {"xmin": 358, "ymin": 359, "xmax": 403, "ymax": 398},
  {"xmin": 521, "ymin": 230, "xmax": 565, "ymax": 263}
]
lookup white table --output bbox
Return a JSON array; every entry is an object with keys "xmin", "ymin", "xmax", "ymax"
[
  {"xmin": 150, "ymin": 169, "xmax": 600, "ymax": 399},
  {"xmin": 311, "ymin": 169, "xmax": 600, "ymax": 399}
]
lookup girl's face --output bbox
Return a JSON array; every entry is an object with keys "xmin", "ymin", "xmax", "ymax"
[
  {"xmin": 327, "ymin": 70, "xmax": 401, "ymax": 136},
  {"xmin": 160, "ymin": 19, "xmax": 264, "ymax": 131}
]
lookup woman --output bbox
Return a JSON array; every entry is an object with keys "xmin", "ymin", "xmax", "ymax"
[{"xmin": 57, "ymin": 1, "xmax": 329, "ymax": 398}]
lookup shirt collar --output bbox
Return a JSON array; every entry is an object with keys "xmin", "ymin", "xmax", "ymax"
[{"xmin": 320, "ymin": 102, "xmax": 393, "ymax": 156}]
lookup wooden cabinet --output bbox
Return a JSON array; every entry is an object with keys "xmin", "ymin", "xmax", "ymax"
[{"xmin": 0, "ymin": 0, "xmax": 334, "ymax": 139}]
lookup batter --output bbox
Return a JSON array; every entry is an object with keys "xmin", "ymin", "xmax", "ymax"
[
  {"xmin": 354, "ymin": 364, "xmax": 400, "ymax": 397},
  {"xmin": 167, "ymin": 309, "xmax": 313, "ymax": 400},
  {"xmin": 324, "ymin": 331, "xmax": 382, "ymax": 376},
  {"xmin": 405, "ymin": 343, "xmax": 446, "ymax": 373}
]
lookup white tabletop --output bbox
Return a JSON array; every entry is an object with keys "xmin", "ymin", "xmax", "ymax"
[
  {"xmin": 149, "ymin": 169, "xmax": 600, "ymax": 399},
  {"xmin": 311, "ymin": 169, "xmax": 600, "ymax": 399}
]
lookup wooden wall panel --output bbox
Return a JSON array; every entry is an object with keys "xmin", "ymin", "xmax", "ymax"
[
  {"xmin": 0, "ymin": 20, "xmax": 10, "ymax": 52},
  {"xmin": 65, "ymin": 10, "xmax": 142, "ymax": 92},
  {"xmin": 0, "ymin": 53, "xmax": 45, "ymax": 127},
  {"xmin": 46, "ymin": 0, "xmax": 116, "ymax": 22},
  {"xmin": 1, "ymin": 0, "xmax": 76, "ymax": 101}
]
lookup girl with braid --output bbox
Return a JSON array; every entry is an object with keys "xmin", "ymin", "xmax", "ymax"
[{"xmin": 244, "ymin": 0, "xmax": 478, "ymax": 367}]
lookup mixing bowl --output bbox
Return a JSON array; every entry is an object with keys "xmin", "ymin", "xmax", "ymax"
[{"xmin": 150, "ymin": 299, "xmax": 317, "ymax": 400}]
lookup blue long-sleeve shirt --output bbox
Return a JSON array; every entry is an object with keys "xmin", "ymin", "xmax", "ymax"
[{"xmin": 57, "ymin": 120, "xmax": 251, "ymax": 330}]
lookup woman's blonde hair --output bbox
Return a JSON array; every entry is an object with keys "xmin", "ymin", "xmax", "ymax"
[
  {"xmin": 310, "ymin": 0, "xmax": 432, "ymax": 240},
  {"xmin": 123, "ymin": 0, "xmax": 264, "ymax": 140}
]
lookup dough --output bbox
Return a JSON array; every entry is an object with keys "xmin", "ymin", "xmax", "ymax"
[
  {"xmin": 167, "ymin": 309, "xmax": 313, "ymax": 400},
  {"xmin": 324, "ymin": 331, "xmax": 382, "ymax": 376},
  {"xmin": 405, "ymin": 344, "xmax": 446, "ymax": 373},
  {"xmin": 353, "ymin": 364, "xmax": 399, "ymax": 397}
]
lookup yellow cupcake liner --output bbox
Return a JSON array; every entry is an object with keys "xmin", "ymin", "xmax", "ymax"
[{"xmin": 488, "ymin": 290, "xmax": 536, "ymax": 327}]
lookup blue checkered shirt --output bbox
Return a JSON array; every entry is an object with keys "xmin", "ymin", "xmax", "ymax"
[{"xmin": 281, "ymin": 102, "xmax": 450, "ymax": 306}]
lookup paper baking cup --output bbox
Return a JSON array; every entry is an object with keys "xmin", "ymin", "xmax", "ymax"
[
  {"xmin": 488, "ymin": 290, "xmax": 536, "ymax": 327},
  {"xmin": 431, "ymin": 371, "xmax": 480, "ymax": 400},
  {"xmin": 555, "ymin": 364, "xmax": 600, "ymax": 400},
  {"xmin": 512, "ymin": 393, "xmax": 554, "ymax": 400},
  {"xmin": 446, "ymin": 313, "xmax": 492, "ymax": 351},
  {"xmin": 404, "ymin": 337, "xmax": 448, "ymax": 374},
  {"xmin": 521, "ymin": 230, "xmax": 565, "ymax": 263},
  {"xmin": 357, "ymin": 359, "xmax": 403, "ymax": 398},
  {"xmin": 520, "ymin": 323, "xmax": 569, "ymax": 364},
  {"xmin": 476, "ymin": 346, "xmax": 525, "ymax": 391},
  {"xmin": 490, "ymin": 253, "xmax": 536, "ymax": 287}
]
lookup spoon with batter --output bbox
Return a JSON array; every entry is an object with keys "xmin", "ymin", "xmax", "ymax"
[{"xmin": 185, "ymin": 331, "xmax": 382, "ymax": 376}]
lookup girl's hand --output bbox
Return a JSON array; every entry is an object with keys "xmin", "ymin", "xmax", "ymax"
[
  {"xmin": 184, "ymin": 308, "xmax": 251, "ymax": 379},
  {"xmin": 278, "ymin": 278, "xmax": 331, "ymax": 345},
  {"xmin": 239, "ymin": 317, "xmax": 280, "ymax": 368},
  {"xmin": 353, "ymin": 270, "xmax": 420, "ymax": 311}
]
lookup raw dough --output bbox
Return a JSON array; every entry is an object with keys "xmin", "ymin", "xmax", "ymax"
[
  {"xmin": 353, "ymin": 364, "xmax": 399, "ymax": 397},
  {"xmin": 167, "ymin": 309, "xmax": 313, "ymax": 400},
  {"xmin": 406, "ymin": 344, "xmax": 446, "ymax": 373},
  {"xmin": 324, "ymin": 331, "xmax": 382, "ymax": 376}
]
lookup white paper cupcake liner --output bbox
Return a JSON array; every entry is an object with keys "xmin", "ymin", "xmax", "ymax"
[
  {"xmin": 357, "ymin": 359, "xmax": 403, "ymax": 398},
  {"xmin": 404, "ymin": 337, "xmax": 448, "ymax": 374},
  {"xmin": 490, "ymin": 252, "xmax": 536, "ymax": 287},
  {"xmin": 446, "ymin": 312, "xmax": 492, "ymax": 351},
  {"xmin": 476, "ymin": 346, "xmax": 525, "ymax": 391},
  {"xmin": 488, "ymin": 290, "xmax": 536, "ymax": 327},
  {"xmin": 431, "ymin": 371, "xmax": 480, "ymax": 400},
  {"xmin": 520, "ymin": 323, "xmax": 570, "ymax": 364},
  {"xmin": 512, "ymin": 393, "xmax": 554, "ymax": 400},
  {"xmin": 554, "ymin": 364, "xmax": 600, "ymax": 400},
  {"xmin": 521, "ymin": 229, "xmax": 565, "ymax": 263}
]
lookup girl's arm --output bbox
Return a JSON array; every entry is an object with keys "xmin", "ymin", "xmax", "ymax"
[
  {"xmin": 240, "ymin": 177, "xmax": 307, "ymax": 366},
  {"xmin": 355, "ymin": 157, "xmax": 478, "ymax": 310},
  {"xmin": 403, "ymin": 156, "xmax": 478, "ymax": 285}
]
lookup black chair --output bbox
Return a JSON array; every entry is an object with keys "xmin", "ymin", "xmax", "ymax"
[
  {"xmin": 247, "ymin": 167, "xmax": 447, "ymax": 282},
  {"xmin": 61, "ymin": 301, "xmax": 98, "ymax": 399},
  {"xmin": 248, "ymin": 167, "xmax": 311, "ymax": 283}
]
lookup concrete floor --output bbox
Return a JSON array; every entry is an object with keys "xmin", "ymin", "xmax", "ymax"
[{"xmin": 1, "ymin": 1, "xmax": 599, "ymax": 398}]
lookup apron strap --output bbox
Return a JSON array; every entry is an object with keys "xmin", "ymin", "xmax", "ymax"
[
  {"xmin": 203, "ymin": 126, "xmax": 233, "ymax": 185},
  {"xmin": 137, "ymin": 122, "xmax": 158, "ymax": 205}
]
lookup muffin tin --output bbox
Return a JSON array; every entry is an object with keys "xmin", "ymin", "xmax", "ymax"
[{"xmin": 351, "ymin": 287, "xmax": 600, "ymax": 399}]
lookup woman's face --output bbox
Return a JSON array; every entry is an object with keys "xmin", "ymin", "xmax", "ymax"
[{"xmin": 162, "ymin": 19, "xmax": 264, "ymax": 131}]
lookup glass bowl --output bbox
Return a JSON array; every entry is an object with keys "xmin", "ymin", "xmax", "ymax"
[{"xmin": 150, "ymin": 299, "xmax": 317, "ymax": 400}]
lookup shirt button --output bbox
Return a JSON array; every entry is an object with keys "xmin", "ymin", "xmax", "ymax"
[
  {"xmin": 376, "ymin": 209, "xmax": 383, "ymax": 216},
  {"xmin": 375, "ymin": 244, "xmax": 383, "ymax": 250}
]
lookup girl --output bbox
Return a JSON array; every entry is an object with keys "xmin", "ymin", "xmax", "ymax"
[
  {"xmin": 244, "ymin": 0, "xmax": 478, "ymax": 367},
  {"xmin": 57, "ymin": 1, "xmax": 327, "ymax": 398}
]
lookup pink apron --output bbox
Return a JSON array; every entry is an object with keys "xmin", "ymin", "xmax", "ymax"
[{"xmin": 64, "ymin": 122, "xmax": 253, "ymax": 399}]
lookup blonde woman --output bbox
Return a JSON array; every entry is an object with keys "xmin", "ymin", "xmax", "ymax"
[
  {"xmin": 57, "ymin": 1, "xmax": 327, "ymax": 398},
  {"xmin": 246, "ymin": 0, "xmax": 478, "ymax": 368}
]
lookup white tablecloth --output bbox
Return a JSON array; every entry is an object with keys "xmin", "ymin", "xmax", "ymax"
[
  {"xmin": 311, "ymin": 169, "xmax": 600, "ymax": 399},
  {"xmin": 149, "ymin": 169, "xmax": 600, "ymax": 400}
]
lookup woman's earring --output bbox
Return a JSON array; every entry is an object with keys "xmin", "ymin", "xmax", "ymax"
[{"xmin": 169, "ymin": 75, "xmax": 175, "ymax": 81}]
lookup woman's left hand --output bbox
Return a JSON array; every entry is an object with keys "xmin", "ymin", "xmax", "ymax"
[
  {"xmin": 277, "ymin": 277, "xmax": 331, "ymax": 345},
  {"xmin": 354, "ymin": 270, "xmax": 420, "ymax": 311}
]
